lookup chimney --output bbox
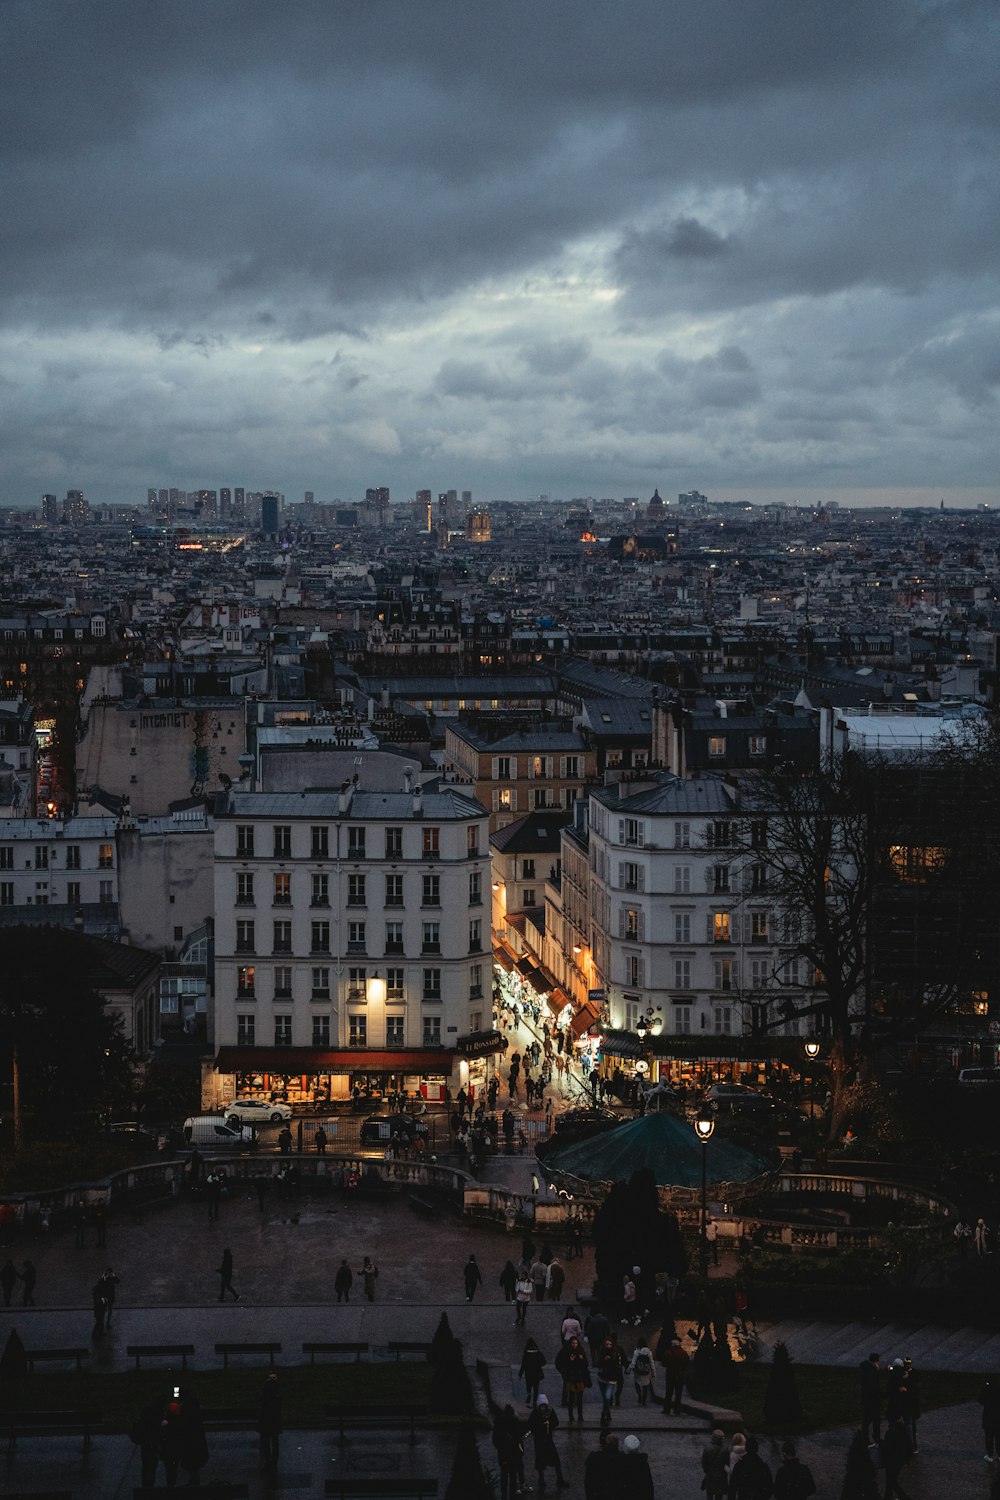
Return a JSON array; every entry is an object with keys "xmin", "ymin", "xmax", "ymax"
[
  {"xmin": 338, "ymin": 781, "xmax": 352, "ymax": 815},
  {"xmin": 413, "ymin": 782, "xmax": 424, "ymax": 817}
]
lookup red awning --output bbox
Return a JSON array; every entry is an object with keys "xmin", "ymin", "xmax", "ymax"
[
  {"xmin": 215, "ymin": 1047, "xmax": 454, "ymax": 1074},
  {"xmin": 493, "ymin": 948, "xmax": 515, "ymax": 973},
  {"xmin": 568, "ymin": 1000, "xmax": 602, "ymax": 1038},
  {"xmin": 547, "ymin": 988, "xmax": 572, "ymax": 1016}
]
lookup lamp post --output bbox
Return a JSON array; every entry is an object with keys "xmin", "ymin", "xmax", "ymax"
[
  {"xmin": 804, "ymin": 1039, "xmax": 821, "ymax": 1121},
  {"xmin": 694, "ymin": 1113, "xmax": 715, "ymax": 1278}
]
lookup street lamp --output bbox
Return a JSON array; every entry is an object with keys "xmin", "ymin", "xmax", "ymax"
[
  {"xmin": 804, "ymin": 1039, "xmax": 821, "ymax": 1120},
  {"xmin": 694, "ymin": 1112, "xmax": 715, "ymax": 1279}
]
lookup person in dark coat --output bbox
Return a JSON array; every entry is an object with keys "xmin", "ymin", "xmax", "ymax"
[
  {"xmin": 132, "ymin": 1397, "xmax": 166, "ymax": 1491},
  {"xmin": 91, "ymin": 1279, "xmax": 107, "ymax": 1336},
  {"xmin": 217, "ymin": 1247, "xmax": 240, "ymax": 1302},
  {"xmin": 258, "ymin": 1370, "xmax": 282, "ymax": 1470},
  {"xmin": 584, "ymin": 1306, "xmax": 610, "ymax": 1363},
  {"xmin": 880, "ymin": 1416, "xmax": 913, "ymax": 1499},
  {"xmin": 519, "ymin": 1337, "xmax": 546, "ymax": 1407},
  {"xmin": 772, "ymin": 1440, "xmax": 817, "ymax": 1499},
  {"xmin": 98, "ymin": 1267, "xmax": 120, "ymax": 1325},
  {"xmin": 176, "ymin": 1389, "xmax": 209, "ymax": 1488},
  {"xmin": 658, "ymin": 1334, "xmax": 690, "ymax": 1414},
  {"xmin": 901, "ymin": 1357, "xmax": 920, "ymax": 1452},
  {"xmin": 584, "ymin": 1431, "xmax": 621, "ymax": 1500},
  {"xmin": 554, "ymin": 1335, "xmax": 590, "ymax": 1423},
  {"xmin": 499, "ymin": 1260, "xmax": 518, "ymax": 1302},
  {"xmin": 0, "ymin": 1258, "xmax": 17, "ymax": 1307},
  {"xmin": 528, "ymin": 1395, "xmax": 568, "ymax": 1492},
  {"xmin": 463, "ymin": 1254, "xmax": 483, "ymax": 1301},
  {"xmin": 334, "ymin": 1260, "xmax": 353, "ymax": 1303},
  {"xmin": 314, "ymin": 1126, "xmax": 327, "ymax": 1154},
  {"xmin": 491, "ymin": 1403, "xmax": 527, "ymax": 1500},
  {"xmin": 728, "ymin": 1433, "xmax": 774, "ymax": 1499},
  {"xmin": 701, "ymin": 1430, "xmax": 729, "ymax": 1499},
  {"xmin": 619, "ymin": 1434, "xmax": 654, "ymax": 1500},
  {"xmin": 18, "ymin": 1259, "xmax": 36, "ymax": 1306},
  {"xmin": 859, "ymin": 1352, "xmax": 882, "ymax": 1445}
]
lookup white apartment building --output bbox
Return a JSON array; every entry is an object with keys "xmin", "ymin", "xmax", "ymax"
[
  {"xmin": 585, "ymin": 773, "xmax": 813, "ymax": 1040},
  {"xmin": 0, "ymin": 816, "xmax": 119, "ymax": 921},
  {"xmin": 208, "ymin": 782, "xmax": 491, "ymax": 1106}
]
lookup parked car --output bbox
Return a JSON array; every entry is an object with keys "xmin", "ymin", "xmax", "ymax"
[
  {"xmin": 181, "ymin": 1115, "xmax": 258, "ymax": 1149},
  {"xmin": 223, "ymin": 1098, "xmax": 293, "ymax": 1125},
  {"xmin": 105, "ymin": 1120, "xmax": 158, "ymax": 1150},
  {"xmin": 359, "ymin": 1113, "xmax": 429, "ymax": 1144},
  {"xmin": 957, "ymin": 1067, "xmax": 1000, "ymax": 1087}
]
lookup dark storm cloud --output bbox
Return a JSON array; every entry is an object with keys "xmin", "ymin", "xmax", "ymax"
[{"xmin": 0, "ymin": 0, "xmax": 997, "ymax": 503}]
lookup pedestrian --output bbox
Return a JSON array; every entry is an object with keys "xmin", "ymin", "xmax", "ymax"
[
  {"xmin": 530, "ymin": 1256, "xmax": 548, "ymax": 1302},
  {"xmin": 520, "ymin": 1336, "xmax": 546, "ymax": 1406},
  {"xmin": 729, "ymin": 1433, "xmax": 774, "ymax": 1499},
  {"xmin": 701, "ymin": 1429, "xmax": 729, "ymax": 1498},
  {"xmin": 705, "ymin": 1216, "xmax": 719, "ymax": 1266},
  {"xmin": 619, "ymin": 1434, "xmax": 654, "ymax": 1500},
  {"xmin": 859, "ymin": 1352, "xmax": 882, "ymax": 1446},
  {"xmin": 953, "ymin": 1218, "xmax": 973, "ymax": 1255},
  {"xmin": 499, "ymin": 1259, "xmax": 518, "ymax": 1302},
  {"xmin": 630, "ymin": 1338, "xmax": 655, "ymax": 1406},
  {"xmin": 492, "ymin": 1403, "xmax": 527, "ymax": 1500},
  {"xmin": 91, "ymin": 1279, "xmax": 107, "ymax": 1337},
  {"xmin": 561, "ymin": 1306, "xmax": 583, "ymax": 1343},
  {"xmin": 188, "ymin": 1146, "xmax": 203, "ymax": 1184},
  {"xmin": 584, "ymin": 1430, "xmax": 621, "ymax": 1500},
  {"xmin": 19, "ymin": 1258, "xmax": 36, "ymax": 1306},
  {"xmin": 772, "ymin": 1440, "xmax": 817, "ymax": 1499},
  {"xmin": 515, "ymin": 1268, "xmax": 533, "ymax": 1326},
  {"xmin": 359, "ymin": 1255, "xmax": 378, "ymax": 1302},
  {"xmin": 315, "ymin": 1126, "xmax": 327, "ymax": 1154},
  {"xmin": 258, "ymin": 1370, "xmax": 282, "ymax": 1470},
  {"xmin": 658, "ymin": 1334, "xmax": 689, "ymax": 1414},
  {"xmin": 97, "ymin": 1266, "xmax": 120, "ymax": 1325},
  {"xmin": 206, "ymin": 1172, "xmax": 222, "ymax": 1220},
  {"xmin": 255, "ymin": 1175, "xmax": 269, "ymax": 1214},
  {"xmin": 463, "ymin": 1253, "xmax": 483, "ymax": 1301},
  {"xmin": 585, "ymin": 1305, "xmax": 611, "ymax": 1364},
  {"xmin": 528, "ymin": 1395, "xmax": 568, "ymax": 1492},
  {"xmin": 546, "ymin": 1257, "xmax": 566, "ymax": 1301},
  {"xmin": 217, "ymin": 1247, "xmax": 240, "ymax": 1302},
  {"xmin": 0, "ymin": 1258, "xmax": 16, "ymax": 1308},
  {"xmin": 278, "ymin": 1126, "xmax": 292, "ymax": 1155},
  {"xmin": 334, "ymin": 1259, "xmax": 353, "ymax": 1303},
  {"xmin": 554, "ymin": 1334, "xmax": 590, "ymax": 1423},
  {"xmin": 975, "ymin": 1218, "xmax": 990, "ymax": 1255},
  {"xmin": 176, "ymin": 1388, "xmax": 210, "ymax": 1489},
  {"xmin": 981, "ymin": 1374, "xmax": 1000, "ymax": 1461},
  {"xmin": 93, "ymin": 1201, "xmax": 107, "ymax": 1247},
  {"xmin": 131, "ymin": 1397, "xmax": 166, "ymax": 1491},
  {"xmin": 879, "ymin": 1417, "xmax": 913, "ymax": 1500},
  {"xmin": 840, "ymin": 1430, "xmax": 879, "ymax": 1500}
]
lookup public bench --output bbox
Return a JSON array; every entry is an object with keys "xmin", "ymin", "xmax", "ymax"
[
  {"xmin": 326, "ymin": 1402, "xmax": 426, "ymax": 1446},
  {"xmin": 127, "ymin": 1343, "xmax": 195, "ymax": 1370},
  {"xmin": 303, "ymin": 1340, "xmax": 369, "ymax": 1364},
  {"xmin": 385, "ymin": 1341, "xmax": 431, "ymax": 1361},
  {"xmin": 325, "ymin": 1481, "xmax": 438, "ymax": 1499},
  {"xmin": 6, "ymin": 1409, "xmax": 102, "ymax": 1456},
  {"xmin": 24, "ymin": 1347, "xmax": 89, "ymax": 1372},
  {"xmin": 214, "ymin": 1341, "xmax": 281, "ymax": 1369},
  {"xmin": 4, "ymin": 1491, "xmax": 74, "ymax": 1500},
  {"xmin": 133, "ymin": 1486, "xmax": 250, "ymax": 1499}
]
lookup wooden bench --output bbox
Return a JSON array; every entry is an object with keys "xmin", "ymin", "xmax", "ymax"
[
  {"xmin": 6, "ymin": 1409, "xmax": 101, "ymax": 1456},
  {"xmin": 326, "ymin": 1403, "xmax": 426, "ymax": 1446},
  {"xmin": 24, "ymin": 1347, "xmax": 89, "ymax": 1372},
  {"xmin": 303, "ymin": 1340, "xmax": 369, "ymax": 1364},
  {"xmin": 214, "ymin": 1341, "xmax": 281, "ymax": 1369},
  {"xmin": 386, "ymin": 1341, "xmax": 431, "ymax": 1361},
  {"xmin": 325, "ymin": 1482, "xmax": 438, "ymax": 1499},
  {"xmin": 127, "ymin": 1343, "xmax": 195, "ymax": 1370},
  {"xmin": 134, "ymin": 1487, "xmax": 250, "ymax": 1499}
]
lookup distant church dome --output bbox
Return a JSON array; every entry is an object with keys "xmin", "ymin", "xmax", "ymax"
[{"xmin": 647, "ymin": 488, "xmax": 665, "ymax": 513}]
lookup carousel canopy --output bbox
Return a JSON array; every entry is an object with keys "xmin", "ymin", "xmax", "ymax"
[{"xmin": 543, "ymin": 1110, "xmax": 772, "ymax": 1190}]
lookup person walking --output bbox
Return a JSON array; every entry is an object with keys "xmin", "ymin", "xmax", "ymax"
[
  {"xmin": 620, "ymin": 1434, "xmax": 654, "ymax": 1500},
  {"xmin": 630, "ymin": 1339, "xmax": 655, "ymax": 1407},
  {"xmin": 584, "ymin": 1305, "xmax": 611, "ymax": 1364},
  {"xmin": 658, "ymin": 1333, "xmax": 689, "ymax": 1414},
  {"xmin": 277, "ymin": 1126, "xmax": 292, "ymax": 1155},
  {"xmin": 705, "ymin": 1216, "xmax": 719, "ymax": 1266},
  {"xmin": 315, "ymin": 1126, "xmax": 327, "ymax": 1154},
  {"xmin": 492, "ymin": 1403, "xmax": 527, "ymax": 1500},
  {"xmin": 560, "ymin": 1306, "xmax": 583, "ymax": 1344},
  {"xmin": 859, "ymin": 1352, "xmax": 883, "ymax": 1446},
  {"xmin": 0, "ymin": 1258, "xmax": 16, "ymax": 1308},
  {"xmin": 595, "ymin": 1338, "xmax": 624, "ymax": 1424},
  {"xmin": 772, "ymin": 1440, "xmax": 817, "ymax": 1499},
  {"xmin": 97, "ymin": 1267, "xmax": 120, "ymax": 1325},
  {"xmin": 206, "ymin": 1172, "xmax": 222, "ymax": 1220},
  {"xmin": 546, "ymin": 1256, "xmax": 565, "ymax": 1301},
  {"xmin": 729, "ymin": 1433, "xmax": 774, "ymax": 1499},
  {"xmin": 528, "ymin": 1395, "xmax": 568, "ymax": 1493},
  {"xmin": 975, "ymin": 1218, "xmax": 990, "ymax": 1255},
  {"xmin": 530, "ymin": 1256, "xmax": 548, "ymax": 1302},
  {"xmin": 584, "ymin": 1431, "xmax": 622, "ymax": 1500},
  {"xmin": 19, "ymin": 1258, "xmax": 36, "ymax": 1306},
  {"xmin": 93, "ymin": 1202, "xmax": 108, "ymax": 1247},
  {"xmin": 258, "ymin": 1370, "xmax": 282, "ymax": 1470},
  {"xmin": 499, "ymin": 1259, "xmax": 519, "ymax": 1302},
  {"xmin": 901, "ymin": 1357, "xmax": 920, "ymax": 1452},
  {"xmin": 520, "ymin": 1336, "xmax": 546, "ymax": 1407},
  {"xmin": 555, "ymin": 1334, "xmax": 590, "ymax": 1423},
  {"xmin": 131, "ymin": 1397, "xmax": 166, "ymax": 1491},
  {"xmin": 701, "ymin": 1429, "xmax": 729, "ymax": 1499},
  {"xmin": 463, "ymin": 1254, "xmax": 483, "ymax": 1301},
  {"xmin": 358, "ymin": 1255, "xmax": 378, "ymax": 1302},
  {"xmin": 334, "ymin": 1260, "xmax": 353, "ymax": 1303},
  {"xmin": 880, "ymin": 1415, "xmax": 914, "ymax": 1499},
  {"xmin": 515, "ymin": 1268, "xmax": 533, "ymax": 1326},
  {"xmin": 216, "ymin": 1247, "xmax": 240, "ymax": 1302},
  {"xmin": 91, "ymin": 1278, "xmax": 107, "ymax": 1337}
]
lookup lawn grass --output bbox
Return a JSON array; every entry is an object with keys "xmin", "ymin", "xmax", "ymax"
[
  {"xmin": 728, "ymin": 1362, "xmax": 982, "ymax": 1435},
  {"xmin": 1, "ymin": 1361, "xmax": 433, "ymax": 1430}
]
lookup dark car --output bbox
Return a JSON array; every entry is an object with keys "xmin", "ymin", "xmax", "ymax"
[{"xmin": 359, "ymin": 1113, "xmax": 430, "ymax": 1145}]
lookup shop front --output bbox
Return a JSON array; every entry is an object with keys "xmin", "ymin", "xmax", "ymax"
[
  {"xmin": 209, "ymin": 1047, "xmax": 455, "ymax": 1111},
  {"xmin": 455, "ymin": 1029, "xmax": 509, "ymax": 1102}
]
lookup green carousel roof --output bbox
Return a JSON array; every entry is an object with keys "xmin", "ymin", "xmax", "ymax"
[{"xmin": 544, "ymin": 1111, "xmax": 772, "ymax": 1189}]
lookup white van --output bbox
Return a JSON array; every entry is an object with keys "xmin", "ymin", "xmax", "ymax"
[{"xmin": 181, "ymin": 1115, "xmax": 257, "ymax": 1149}]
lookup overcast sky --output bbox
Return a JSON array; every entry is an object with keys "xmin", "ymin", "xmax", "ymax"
[{"xmin": 2, "ymin": 0, "xmax": 998, "ymax": 510}]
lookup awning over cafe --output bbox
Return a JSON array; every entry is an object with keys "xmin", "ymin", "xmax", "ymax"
[
  {"xmin": 215, "ymin": 1047, "xmax": 454, "ymax": 1074},
  {"xmin": 568, "ymin": 1000, "xmax": 602, "ymax": 1038}
]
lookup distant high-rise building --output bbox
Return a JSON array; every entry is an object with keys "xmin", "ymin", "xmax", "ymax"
[
  {"xmin": 364, "ymin": 487, "xmax": 390, "ymax": 527},
  {"xmin": 678, "ymin": 490, "xmax": 708, "ymax": 508},
  {"xmin": 415, "ymin": 489, "xmax": 432, "ymax": 531},
  {"xmin": 233, "ymin": 487, "xmax": 246, "ymax": 522},
  {"xmin": 63, "ymin": 489, "xmax": 90, "ymax": 525},
  {"xmin": 158, "ymin": 488, "xmax": 169, "ymax": 510},
  {"xmin": 219, "ymin": 487, "xmax": 232, "ymax": 518},
  {"xmin": 446, "ymin": 489, "xmax": 457, "ymax": 510},
  {"xmin": 197, "ymin": 490, "xmax": 218, "ymax": 517},
  {"xmin": 303, "ymin": 490, "xmax": 314, "ymax": 506},
  {"xmin": 261, "ymin": 494, "xmax": 280, "ymax": 534},
  {"xmin": 147, "ymin": 487, "xmax": 157, "ymax": 507},
  {"xmin": 41, "ymin": 493, "xmax": 59, "ymax": 525},
  {"xmin": 461, "ymin": 490, "xmax": 472, "ymax": 507}
]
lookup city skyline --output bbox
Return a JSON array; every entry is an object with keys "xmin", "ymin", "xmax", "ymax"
[{"xmin": 1, "ymin": 1, "xmax": 997, "ymax": 510}]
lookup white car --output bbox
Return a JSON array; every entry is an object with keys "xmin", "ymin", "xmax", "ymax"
[{"xmin": 223, "ymin": 1098, "xmax": 293, "ymax": 1125}]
